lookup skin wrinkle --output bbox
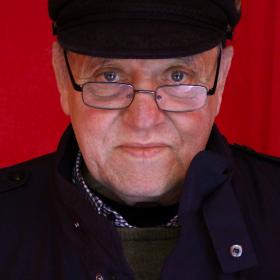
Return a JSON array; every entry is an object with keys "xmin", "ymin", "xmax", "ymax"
[
  {"xmin": 53, "ymin": 43, "xmax": 233, "ymax": 206},
  {"xmin": 68, "ymin": 51, "xmax": 217, "ymax": 87}
]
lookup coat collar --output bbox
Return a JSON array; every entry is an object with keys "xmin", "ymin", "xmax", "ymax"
[
  {"xmin": 53, "ymin": 125, "xmax": 133, "ymax": 276},
  {"xmin": 54, "ymin": 124, "xmax": 258, "ymax": 276},
  {"xmin": 162, "ymin": 125, "xmax": 258, "ymax": 277}
]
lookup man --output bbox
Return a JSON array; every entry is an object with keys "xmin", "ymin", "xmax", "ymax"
[{"xmin": 1, "ymin": 0, "xmax": 280, "ymax": 279}]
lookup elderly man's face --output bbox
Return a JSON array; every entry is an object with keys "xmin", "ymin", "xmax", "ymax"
[{"xmin": 53, "ymin": 44, "xmax": 233, "ymax": 205}]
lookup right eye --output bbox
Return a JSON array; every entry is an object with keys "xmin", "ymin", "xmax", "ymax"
[
  {"xmin": 103, "ymin": 71, "xmax": 118, "ymax": 82},
  {"xmin": 171, "ymin": 71, "xmax": 185, "ymax": 82}
]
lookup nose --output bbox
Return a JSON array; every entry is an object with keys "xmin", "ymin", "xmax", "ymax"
[{"xmin": 122, "ymin": 86, "xmax": 166, "ymax": 130}]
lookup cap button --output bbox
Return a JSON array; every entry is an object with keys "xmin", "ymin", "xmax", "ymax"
[{"xmin": 230, "ymin": 244, "xmax": 243, "ymax": 258}]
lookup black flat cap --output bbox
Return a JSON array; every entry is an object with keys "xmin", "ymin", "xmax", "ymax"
[{"xmin": 49, "ymin": 0, "xmax": 241, "ymax": 58}]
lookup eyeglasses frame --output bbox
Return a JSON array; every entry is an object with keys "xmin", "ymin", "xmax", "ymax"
[{"xmin": 63, "ymin": 48, "xmax": 222, "ymax": 112}]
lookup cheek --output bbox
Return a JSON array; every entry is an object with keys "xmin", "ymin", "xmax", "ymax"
[
  {"xmin": 69, "ymin": 97, "xmax": 119, "ymax": 165},
  {"xmin": 169, "ymin": 99, "xmax": 218, "ymax": 160}
]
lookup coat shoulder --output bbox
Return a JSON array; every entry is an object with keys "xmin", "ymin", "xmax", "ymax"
[
  {"xmin": 230, "ymin": 143, "xmax": 280, "ymax": 195},
  {"xmin": 229, "ymin": 143, "xmax": 280, "ymax": 223},
  {"xmin": 231, "ymin": 144, "xmax": 280, "ymax": 166},
  {"xmin": 0, "ymin": 153, "xmax": 56, "ymax": 194}
]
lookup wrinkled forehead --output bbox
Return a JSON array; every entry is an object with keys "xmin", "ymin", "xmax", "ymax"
[{"xmin": 67, "ymin": 47, "xmax": 219, "ymax": 73}]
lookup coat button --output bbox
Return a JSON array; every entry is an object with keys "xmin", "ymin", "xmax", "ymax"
[
  {"xmin": 230, "ymin": 244, "xmax": 243, "ymax": 258},
  {"xmin": 8, "ymin": 171, "xmax": 26, "ymax": 182},
  {"xmin": 96, "ymin": 273, "xmax": 104, "ymax": 280}
]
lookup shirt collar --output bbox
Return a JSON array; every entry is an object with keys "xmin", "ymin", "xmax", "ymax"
[{"xmin": 72, "ymin": 150, "xmax": 180, "ymax": 228}]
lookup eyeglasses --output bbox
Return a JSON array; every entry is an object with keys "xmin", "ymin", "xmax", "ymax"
[{"xmin": 63, "ymin": 50, "xmax": 221, "ymax": 112}]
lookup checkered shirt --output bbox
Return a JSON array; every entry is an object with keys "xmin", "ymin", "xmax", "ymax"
[{"xmin": 72, "ymin": 151, "xmax": 179, "ymax": 228}]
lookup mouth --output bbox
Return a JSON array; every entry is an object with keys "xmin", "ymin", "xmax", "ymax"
[{"xmin": 118, "ymin": 143, "xmax": 170, "ymax": 158}]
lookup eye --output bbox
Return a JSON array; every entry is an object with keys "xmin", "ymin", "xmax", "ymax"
[
  {"xmin": 171, "ymin": 71, "xmax": 185, "ymax": 82},
  {"xmin": 103, "ymin": 71, "xmax": 118, "ymax": 82}
]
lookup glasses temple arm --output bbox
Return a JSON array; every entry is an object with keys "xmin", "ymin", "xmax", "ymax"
[
  {"xmin": 207, "ymin": 48, "xmax": 222, "ymax": 96},
  {"xmin": 63, "ymin": 50, "xmax": 83, "ymax": 92}
]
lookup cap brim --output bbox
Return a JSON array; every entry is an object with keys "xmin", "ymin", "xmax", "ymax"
[{"xmin": 58, "ymin": 19, "xmax": 224, "ymax": 59}]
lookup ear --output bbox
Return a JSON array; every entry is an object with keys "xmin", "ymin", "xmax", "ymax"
[
  {"xmin": 214, "ymin": 45, "xmax": 234, "ymax": 116},
  {"xmin": 52, "ymin": 42, "xmax": 71, "ymax": 116}
]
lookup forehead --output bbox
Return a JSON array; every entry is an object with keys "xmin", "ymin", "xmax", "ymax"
[{"xmin": 68, "ymin": 47, "xmax": 218, "ymax": 71}]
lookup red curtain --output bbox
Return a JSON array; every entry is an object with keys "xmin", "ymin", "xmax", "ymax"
[
  {"xmin": 217, "ymin": 0, "xmax": 280, "ymax": 157},
  {"xmin": 1, "ymin": 1, "xmax": 280, "ymax": 168}
]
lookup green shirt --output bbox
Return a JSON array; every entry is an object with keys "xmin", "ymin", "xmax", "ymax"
[{"xmin": 117, "ymin": 227, "xmax": 180, "ymax": 280}]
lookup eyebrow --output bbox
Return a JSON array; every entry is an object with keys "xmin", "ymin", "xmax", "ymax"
[
  {"xmin": 76, "ymin": 54, "xmax": 205, "ymax": 81},
  {"xmin": 85, "ymin": 55, "xmax": 196, "ymax": 67},
  {"xmin": 176, "ymin": 56, "xmax": 195, "ymax": 65},
  {"xmin": 76, "ymin": 57, "xmax": 109, "ymax": 79},
  {"xmin": 171, "ymin": 55, "xmax": 202, "ymax": 74}
]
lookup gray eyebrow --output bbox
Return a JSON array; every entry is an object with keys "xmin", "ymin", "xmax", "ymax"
[
  {"xmin": 92, "ymin": 56, "xmax": 197, "ymax": 67},
  {"xmin": 173, "ymin": 55, "xmax": 199, "ymax": 69},
  {"xmin": 77, "ymin": 57, "xmax": 108, "ymax": 79},
  {"xmin": 180, "ymin": 56, "xmax": 195, "ymax": 65},
  {"xmin": 175, "ymin": 55, "xmax": 214, "ymax": 84},
  {"xmin": 77, "ymin": 54, "xmax": 207, "ymax": 81}
]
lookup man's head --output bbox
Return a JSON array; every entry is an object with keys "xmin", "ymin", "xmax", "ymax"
[{"xmin": 50, "ymin": 0, "xmax": 240, "ymax": 205}]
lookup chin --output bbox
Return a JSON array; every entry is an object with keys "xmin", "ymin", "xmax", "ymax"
[{"xmin": 107, "ymin": 175, "xmax": 182, "ymax": 205}]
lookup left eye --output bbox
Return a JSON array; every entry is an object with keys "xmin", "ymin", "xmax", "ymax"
[
  {"xmin": 103, "ymin": 71, "xmax": 117, "ymax": 82},
  {"xmin": 171, "ymin": 71, "xmax": 185, "ymax": 82}
]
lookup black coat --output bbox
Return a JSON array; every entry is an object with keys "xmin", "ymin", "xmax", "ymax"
[{"xmin": 1, "ymin": 126, "xmax": 280, "ymax": 280}]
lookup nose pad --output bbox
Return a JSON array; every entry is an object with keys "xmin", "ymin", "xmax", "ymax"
[
  {"xmin": 122, "ymin": 89, "xmax": 164, "ymax": 130},
  {"xmin": 133, "ymin": 89, "xmax": 159, "ymax": 108},
  {"xmin": 133, "ymin": 89, "xmax": 165, "ymax": 110}
]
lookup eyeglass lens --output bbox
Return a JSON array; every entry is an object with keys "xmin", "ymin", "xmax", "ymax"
[{"xmin": 81, "ymin": 83, "xmax": 208, "ymax": 112}]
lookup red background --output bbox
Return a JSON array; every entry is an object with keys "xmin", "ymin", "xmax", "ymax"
[{"xmin": 1, "ymin": 1, "xmax": 280, "ymax": 168}]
